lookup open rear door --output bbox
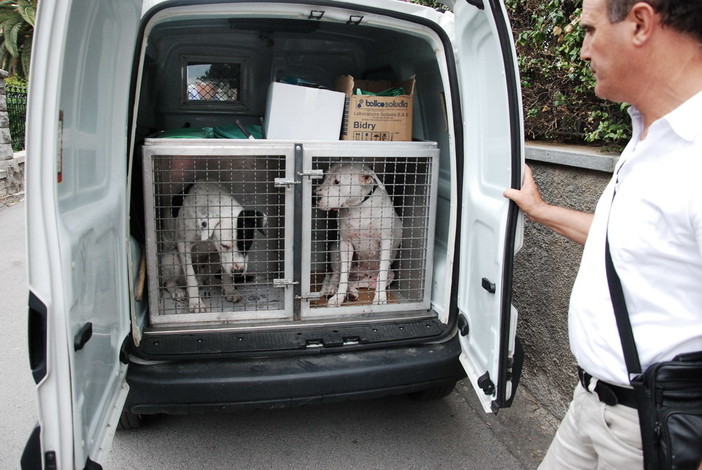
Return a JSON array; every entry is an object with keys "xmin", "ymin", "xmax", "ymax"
[
  {"xmin": 452, "ymin": 0, "xmax": 524, "ymax": 413},
  {"xmin": 24, "ymin": 0, "xmax": 143, "ymax": 468}
]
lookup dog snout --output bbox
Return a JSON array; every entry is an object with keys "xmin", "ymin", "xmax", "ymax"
[
  {"xmin": 221, "ymin": 260, "xmax": 248, "ymax": 274},
  {"xmin": 219, "ymin": 249, "xmax": 248, "ymax": 274},
  {"xmin": 230, "ymin": 261, "xmax": 247, "ymax": 273}
]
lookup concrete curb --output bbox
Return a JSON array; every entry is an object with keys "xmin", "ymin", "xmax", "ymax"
[{"xmin": 526, "ymin": 142, "xmax": 618, "ymax": 173}]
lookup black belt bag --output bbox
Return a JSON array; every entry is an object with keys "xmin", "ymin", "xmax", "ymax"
[
  {"xmin": 631, "ymin": 351, "xmax": 702, "ymax": 470},
  {"xmin": 605, "ymin": 236, "xmax": 702, "ymax": 469}
]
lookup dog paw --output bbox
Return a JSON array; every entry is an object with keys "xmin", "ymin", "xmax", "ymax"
[
  {"xmin": 169, "ymin": 287, "xmax": 187, "ymax": 302},
  {"xmin": 225, "ymin": 292, "xmax": 242, "ymax": 303},
  {"xmin": 372, "ymin": 292, "xmax": 389, "ymax": 305},
  {"xmin": 326, "ymin": 293, "xmax": 346, "ymax": 307},
  {"xmin": 319, "ymin": 276, "xmax": 337, "ymax": 296},
  {"xmin": 319, "ymin": 285, "xmax": 336, "ymax": 297},
  {"xmin": 188, "ymin": 298, "xmax": 208, "ymax": 313}
]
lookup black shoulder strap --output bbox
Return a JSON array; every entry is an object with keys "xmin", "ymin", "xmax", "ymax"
[
  {"xmin": 604, "ymin": 233, "xmax": 642, "ymax": 375},
  {"xmin": 605, "ymin": 185, "xmax": 660, "ymax": 470}
]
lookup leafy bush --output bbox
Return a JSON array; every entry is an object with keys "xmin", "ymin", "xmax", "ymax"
[
  {"xmin": 410, "ymin": 0, "xmax": 630, "ymax": 148},
  {"xmin": 505, "ymin": 0, "xmax": 630, "ymax": 148},
  {"xmin": 0, "ymin": 0, "xmax": 36, "ymax": 79}
]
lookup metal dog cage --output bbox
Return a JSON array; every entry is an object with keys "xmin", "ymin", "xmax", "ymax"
[{"xmin": 142, "ymin": 140, "xmax": 439, "ymax": 326}]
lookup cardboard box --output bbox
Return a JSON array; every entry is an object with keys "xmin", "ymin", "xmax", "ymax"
[
  {"xmin": 263, "ymin": 82, "xmax": 345, "ymax": 140},
  {"xmin": 336, "ymin": 75, "xmax": 415, "ymax": 141}
]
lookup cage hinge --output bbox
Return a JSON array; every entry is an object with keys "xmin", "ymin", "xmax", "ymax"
[{"xmin": 273, "ymin": 278, "xmax": 298, "ymax": 288}]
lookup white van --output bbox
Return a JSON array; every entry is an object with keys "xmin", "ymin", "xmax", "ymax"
[{"xmin": 22, "ymin": 0, "xmax": 524, "ymax": 468}]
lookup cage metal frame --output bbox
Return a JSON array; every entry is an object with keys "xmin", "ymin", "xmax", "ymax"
[
  {"xmin": 142, "ymin": 139, "xmax": 439, "ymax": 327},
  {"xmin": 301, "ymin": 142, "xmax": 439, "ymax": 319}
]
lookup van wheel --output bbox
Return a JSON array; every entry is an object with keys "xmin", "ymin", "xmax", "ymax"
[
  {"xmin": 118, "ymin": 410, "xmax": 143, "ymax": 430},
  {"xmin": 408, "ymin": 383, "xmax": 457, "ymax": 401}
]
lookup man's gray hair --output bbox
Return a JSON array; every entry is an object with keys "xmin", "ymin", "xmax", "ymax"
[{"xmin": 606, "ymin": 0, "xmax": 702, "ymax": 42}]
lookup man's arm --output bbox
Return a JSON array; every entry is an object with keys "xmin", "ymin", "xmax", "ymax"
[{"xmin": 504, "ymin": 165, "xmax": 593, "ymax": 246}]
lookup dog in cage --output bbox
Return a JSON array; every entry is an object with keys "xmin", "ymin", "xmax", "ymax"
[
  {"xmin": 165, "ymin": 182, "xmax": 266, "ymax": 313},
  {"xmin": 316, "ymin": 163, "xmax": 403, "ymax": 307}
]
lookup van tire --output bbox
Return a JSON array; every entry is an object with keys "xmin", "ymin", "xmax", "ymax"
[
  {"xmin": 118, "ymin": 410, "xmax": 143, "ymax": 430},
  {"xmin": 408, "ymin": 382, "xmax": 457, "ymax": 401}
]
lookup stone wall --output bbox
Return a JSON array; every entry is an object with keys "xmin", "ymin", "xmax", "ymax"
[
  {"xmin": 516, "ymin": 144, "xmax": 616, "ymax": 419},
  {"xmin": 0, "ymin": 69, "xmax": 24, "ymax": 203},
  {"xmin": 0, "ymin": 70, "xmax": 13, "ymax": 161},
  {"xmin": 0, "ymin": 151, "xmax": 24, "ymax": 201}
]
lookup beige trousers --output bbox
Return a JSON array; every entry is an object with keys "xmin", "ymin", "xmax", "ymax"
[{"xmin": 539, "ymin": 383, "xmax": 643, "ymax": 470}]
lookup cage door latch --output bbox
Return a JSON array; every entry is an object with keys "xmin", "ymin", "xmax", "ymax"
[
  {"xmin": 274, "ymin": 178, "xmax": 299, "ymax": 188},
  {"xmin": 298, "ymin": 169, "xmax": 324, "ymax": 180},
  {"xmin": 300, "ymin": 292, "xmax": 323, "ymax": 301},
  {"xmin": 273, "ymin": 278, "xmax": 298, "ymax": 288}
]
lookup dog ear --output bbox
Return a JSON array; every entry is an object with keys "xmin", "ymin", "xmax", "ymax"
[
  {"xmin": 360, "ymin": 168, "xmax": 375, "ymax": 186},
  {"xmin": 170, "ymin": 183, "xmax": 195, "ymax": 218}
]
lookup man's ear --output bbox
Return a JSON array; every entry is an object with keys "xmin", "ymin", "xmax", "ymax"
[{"xmin": 629, "ymin": 1, "xmax": 657, "ymax": 46}]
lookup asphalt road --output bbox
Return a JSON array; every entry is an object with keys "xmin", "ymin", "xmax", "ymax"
[{"xmin": 0, "ymin": 199, "xmax": 557, "ymax": 470}]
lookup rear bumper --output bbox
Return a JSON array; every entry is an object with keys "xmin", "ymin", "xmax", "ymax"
[{"xmin": 125, "ymin": 334, "xmax": 465, "ymax": 414}]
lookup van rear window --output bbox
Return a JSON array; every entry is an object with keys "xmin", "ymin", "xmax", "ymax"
[{"xmin": 185, "ymin": 61, "xmax": 241, "ymax": 102}]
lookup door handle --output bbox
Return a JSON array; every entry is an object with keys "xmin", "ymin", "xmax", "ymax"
[
  {"xmin": 74, "ymin": 322, "xmax": 93, "ymax": 351},
  {"xmin": 27, "ymin": 292, "xmax": 48, "ymax": 384}
]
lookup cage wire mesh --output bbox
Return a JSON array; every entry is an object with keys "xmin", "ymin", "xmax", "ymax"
[
  {"xmin": 150, "ymin": 154, "xmax": 286, "ymax": 316},
  {"xmin": 309, "ymin": 155, "xmax": 433, "ymax": 308},
  {"xmin": 144, "ymin": 145, "xmax": 436, "ymax": 322}
]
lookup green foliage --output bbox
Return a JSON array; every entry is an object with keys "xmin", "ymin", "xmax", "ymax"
[
  {"xmin": 404, "ymin": 0, "xmax": 631, "ymax": 148},
  {"xmin": 404, "ymin": 0, "xmax": 449, "ymax": 10},
  {"xmin": 5, "ymin": 73, "xmax": 26, "ymax": 86},
  {"xmin": 505, "ymin": 0, "xmax": 630, "ymax": 148},
  {"xmin": 0, "ymin": 0, "xmax": 35, "ymax": 78}
]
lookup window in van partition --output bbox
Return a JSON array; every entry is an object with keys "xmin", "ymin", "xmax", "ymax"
[{"xmin": 184, "ymin": 60, "xmax": 241, "ymax": 103}]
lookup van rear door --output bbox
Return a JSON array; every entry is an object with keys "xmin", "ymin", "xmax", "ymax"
[
  {"xmin": 451, "ymin": 0, "xmax": 524, "ymax": 413},
  {"xmin": 24, "ymin": 0, "xmax": 143, "ymax": 468}
]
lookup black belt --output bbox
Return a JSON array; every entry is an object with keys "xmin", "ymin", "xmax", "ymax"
[{"xmin": 577, "ymin": 367, "xmax": 637, "ymax": 408}]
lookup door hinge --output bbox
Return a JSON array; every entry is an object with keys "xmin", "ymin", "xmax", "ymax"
[
  {"xmin": 44, "ymin": 451, "xmax": 57, "ymax": 470},
  {"xmin": 466, "ymin": 0, "xmax": 485, "ymax": 10},
  {"xmin": 477, "ymin": 371, "xmax": 495, "ymax": 396},
  {"xmin": 84, "ymin": 457, "xmax": 103, "ymax": 470},
  {"xmin": 457, "ymin": 314, "xmax": 469, "ymax": 336}
]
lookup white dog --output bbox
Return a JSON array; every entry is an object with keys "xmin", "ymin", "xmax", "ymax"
[
  {"xmin": 316, "ymin": 163, "xmax": 402, "ymax": 307},
  {"xmin": 173, "ymin": 182, "xmax": 265, "ymax": 313}
]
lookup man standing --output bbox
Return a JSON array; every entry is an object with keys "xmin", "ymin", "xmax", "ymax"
[{"xmin": 504, "ymin": 0, "xmax": 702, "ymax": 467}]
